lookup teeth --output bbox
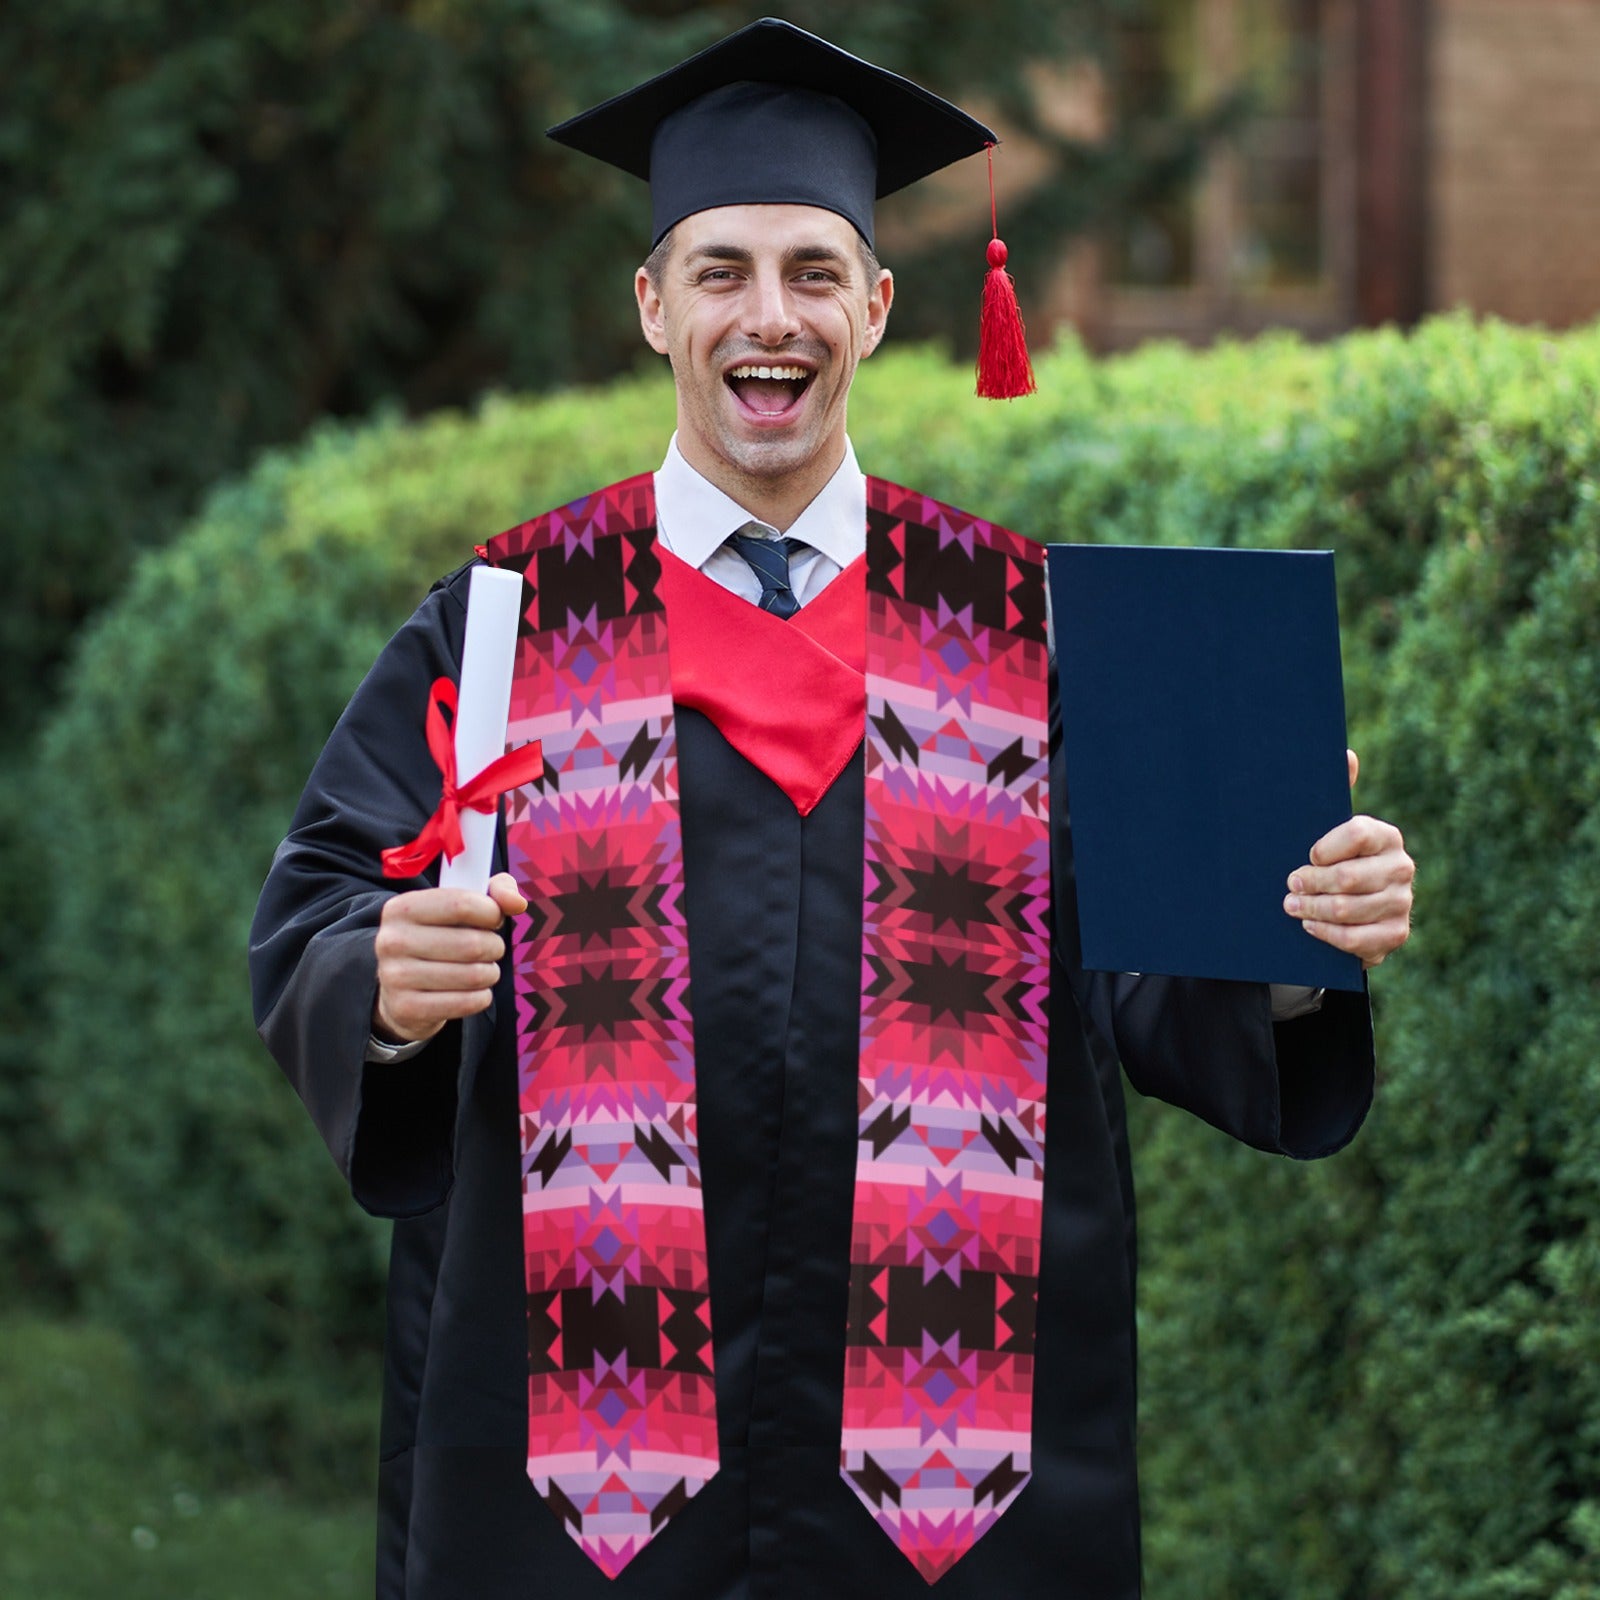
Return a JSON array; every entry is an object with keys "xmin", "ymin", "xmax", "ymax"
[{"xmin": 727, "ymin": 365, "xmax": 809, "ymax": 381}]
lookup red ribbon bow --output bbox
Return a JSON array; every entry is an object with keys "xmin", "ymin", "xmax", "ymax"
[{"xmin": 381, "ymin": 677, "xmax": 544, "ymax": 879}]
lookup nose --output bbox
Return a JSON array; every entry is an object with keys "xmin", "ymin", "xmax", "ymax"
[{"xmin": 745, "ymin": 267, "xmax": 801, "ymax": 347}]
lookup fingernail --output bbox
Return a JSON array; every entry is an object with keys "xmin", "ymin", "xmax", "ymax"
[
  {"xmin": 1289, "ymin": 874, "xmax": 1304, "ymax": 893},
  {"xmin": 1284, "ymin": 895, "xmax": 1301, "ymax": 916}
]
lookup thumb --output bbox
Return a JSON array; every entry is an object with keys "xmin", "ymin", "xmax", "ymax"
[{"xmin": 487, "ymin": 871, "xmax": 529, "ymax": 917}]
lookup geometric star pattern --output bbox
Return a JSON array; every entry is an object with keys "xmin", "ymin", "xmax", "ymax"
[
  {"xmin": 844, "ymin": 480, "xmax": 1051, "ymax": 1585},
  {"xmin": 485, "ymin": 475, "xmax": 717, "ymax": 1580}
]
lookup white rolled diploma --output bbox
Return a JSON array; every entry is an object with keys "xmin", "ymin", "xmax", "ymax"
[{"xmin": 438, "ymin": 565, "xmax": 525, "ymax": 893}]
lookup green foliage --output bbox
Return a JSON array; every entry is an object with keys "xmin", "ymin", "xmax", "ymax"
[
  {"xmin": 1349, "ymin": 521, "xmax": 1600, "ymax": 1600},
  {"xmin": 0, "ymin": 759, "xmax": 61, "ymax": 1305},
  {"xmin": 0, "ymin": 1315, "xmax": 368, "ymax": 1597},
  {"xmin": 0, "ymin": 0, "xmax": 1170, "ymax": 744},
  {"xmin": 33, "ymin": 317, "xmax": 1600, "ymax": 1600},
  {"xmin": 1115, "ymin": 321, "xmax": 1600, "ymax": 1599},
  {"xmin": 35, "ymin": 375, "xmax": 674, "ymax": 1482}
]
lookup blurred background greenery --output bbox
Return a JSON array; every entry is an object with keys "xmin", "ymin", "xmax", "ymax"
[{"xmin": 5, "ymin": 2, "xmax": 1600, "ymax": 1595}]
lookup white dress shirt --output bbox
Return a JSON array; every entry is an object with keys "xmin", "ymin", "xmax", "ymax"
[{"xmin": 653, "ymin": 433, "xmax": 864, "ymax": 603}]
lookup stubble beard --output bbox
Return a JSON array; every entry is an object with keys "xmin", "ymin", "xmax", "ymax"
[{"xmin": 688, "ymin": 335, "xmax": 843, "ymax": 489}]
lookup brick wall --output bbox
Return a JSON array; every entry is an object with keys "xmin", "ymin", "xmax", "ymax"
[{"xmin": 1431, "ymin": 0, "xmax": 1600, "ymax": 327}]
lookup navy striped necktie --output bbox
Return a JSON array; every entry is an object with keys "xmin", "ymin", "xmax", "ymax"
[{"xmin": 726, "ymin": 524, "xmax": 807, "ymax": 619}]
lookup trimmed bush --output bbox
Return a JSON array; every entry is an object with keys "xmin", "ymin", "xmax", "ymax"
[
  {"xmin": 35, "ymin": 318, "xmax": 1600, "ymax": 1600},
  {"xmin": 1123, "ymin": 324, "xmax": 1600, "ymax": 1600},
  {"xmin": 35, "ymin": 379, "xmax": 675, "ymax": 1478}
]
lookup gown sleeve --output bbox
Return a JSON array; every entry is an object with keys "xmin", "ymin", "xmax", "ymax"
[
  {"xmin": 1047, "ymin": 674, "xmax": 1375, "ymax": 1161},
  {"xmin": 249, "ymin": 564, "xmax": 497, "ymax": 1216}
]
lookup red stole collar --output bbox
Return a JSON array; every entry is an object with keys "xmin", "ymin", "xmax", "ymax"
[{"xmin": 659, "ymin": 548, "xmax": 866, "ymax": 815}]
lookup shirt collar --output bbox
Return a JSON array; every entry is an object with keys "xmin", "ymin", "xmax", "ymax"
[{"xmin": 654, "ymin": 434, "xmax": 866, "ymax": 571}]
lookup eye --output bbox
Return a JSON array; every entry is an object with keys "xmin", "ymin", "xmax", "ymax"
[{"xmin": 697, "ymin": 267, "xmax": 743, "ymax": 284}]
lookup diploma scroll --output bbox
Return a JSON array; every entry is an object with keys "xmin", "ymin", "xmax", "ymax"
[{"xmin": 438, "ymin": 565, "xmax": 525, "ymax": 893}]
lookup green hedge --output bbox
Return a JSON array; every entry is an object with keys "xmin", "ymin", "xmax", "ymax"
[
  {"xmin": 33, "ymin": 378, "xmax": 676, "ymax": 1479},
  {"xmin": 1122, "ymin": 325, "xmax": 1600, "ymax": 1600},
  {"xmin": 34, "ymin": 318, "xmax": 1600, "ymax": 1598}
]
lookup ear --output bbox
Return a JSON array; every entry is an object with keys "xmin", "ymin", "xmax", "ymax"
[
  {"xmin": 861, "ymin": 268, "xmax": 894, "ymax": 358},
  {"xmin": 636, "ymin": 266, "xmax": 670, "ymax": 356}
]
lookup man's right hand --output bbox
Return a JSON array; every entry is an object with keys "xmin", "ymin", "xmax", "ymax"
[{"xmin": 372, "ymin": 871, "xmax": 529, "ymax": 1045}]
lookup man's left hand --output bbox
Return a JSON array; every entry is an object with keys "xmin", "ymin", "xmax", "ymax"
[{"xmin": 1284, "ymin": 750, "xmax": 1415, "ymax": 969}]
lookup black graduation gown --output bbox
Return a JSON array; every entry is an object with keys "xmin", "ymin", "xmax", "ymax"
[{"xmin": 250, "ymin": 558, "xmax": 1374, "ymax": 1600}]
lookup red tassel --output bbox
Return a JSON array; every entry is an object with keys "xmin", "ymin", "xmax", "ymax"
[
  {"xmin": 976, "ymin": 145, "xmax": 1035, "ymax": 400},
  {"xmin": 978, "ymin": 239, "xmax": 1036, "ymax": 399}
]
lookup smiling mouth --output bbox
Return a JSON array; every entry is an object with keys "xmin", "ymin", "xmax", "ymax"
[{"xmin": 725, "ymin": 363, "xmax": 813, "ymax": 417}]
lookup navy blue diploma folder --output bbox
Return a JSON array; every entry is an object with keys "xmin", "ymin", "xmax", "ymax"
[{"xmin": 1047, "ymin": 544, "xmax": 1364, "ymax": 992}]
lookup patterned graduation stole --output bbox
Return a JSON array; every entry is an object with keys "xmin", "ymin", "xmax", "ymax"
[
  {"xmin": 483, "ymin": 475, "xmax": 1049, "ymax": 1584},
  {"xmin": 843, "ymin": 483, "xmax": 1051, "ymax": 1583},
  {"xmin": 487, "ymin": 477, "xmax": 715, "ymax": 1579}
]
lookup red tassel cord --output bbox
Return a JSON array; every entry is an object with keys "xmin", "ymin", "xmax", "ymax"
[{"xmin": 976, "ymin": 144, "xmax": 1037, "ymax": 400}]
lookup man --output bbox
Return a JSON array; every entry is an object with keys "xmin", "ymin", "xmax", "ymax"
[{"xmin": 250, "ymin": 19, "xmax": 1414, "ymax": 1600}]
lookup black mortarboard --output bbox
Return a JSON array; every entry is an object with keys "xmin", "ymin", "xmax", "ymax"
[{"xmin": 546, "ymin": 17, "xmax": 998, "ymax": 249}]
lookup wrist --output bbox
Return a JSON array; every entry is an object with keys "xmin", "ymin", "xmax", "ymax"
[{"xmin": 372, "ymin": 997, "xmax": 435, "ymax": 1047}]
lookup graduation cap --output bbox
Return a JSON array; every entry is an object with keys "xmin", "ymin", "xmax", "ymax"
[{"xmin": 548, "ymin": 17, "xmax": 1036, "ymax": 398}]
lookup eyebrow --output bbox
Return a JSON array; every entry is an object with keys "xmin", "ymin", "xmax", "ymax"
[{"xmin": 684, "ymin": 242, "xmax": 855, "ymax": 272}]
